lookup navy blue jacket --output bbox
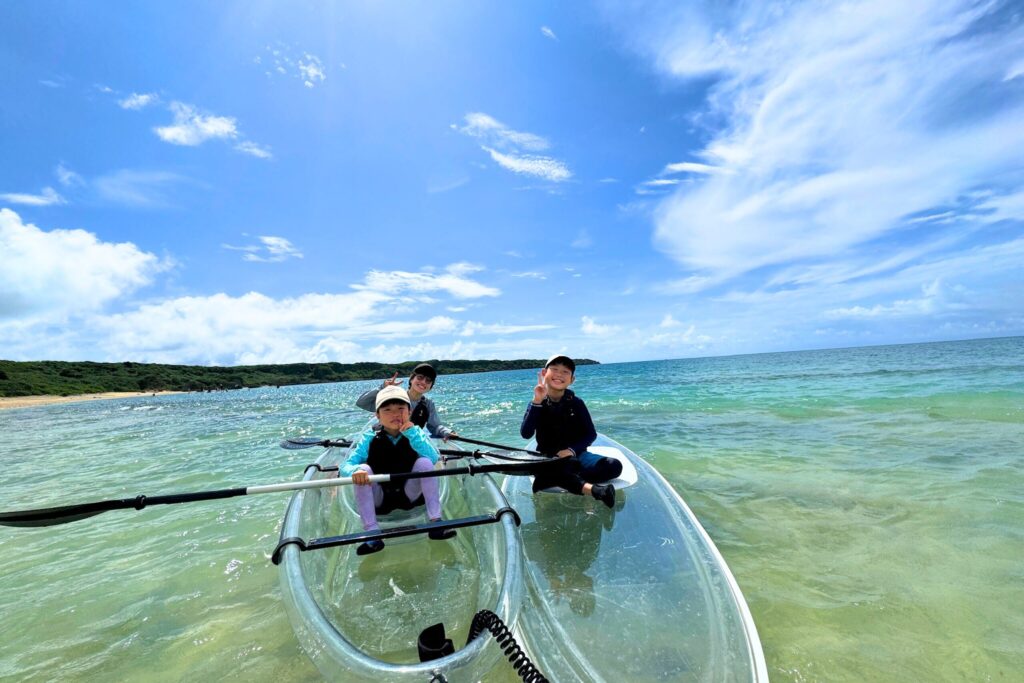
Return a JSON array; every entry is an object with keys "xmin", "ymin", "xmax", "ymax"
[{"xmin": 520, "ymin": 389, "xmax": 597, "ymax": 457}]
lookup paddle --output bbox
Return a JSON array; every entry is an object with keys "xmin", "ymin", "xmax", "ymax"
[
  {"xmin": 279, "ymin": 435, "xmax": 538, "ymax": 463},
  {"xmin": 279, "ymin": 436, "xmax": 352, "ymax": 450},
  {"xmin": 0, "ymin": 459, "xmax": 560, "ymax": 529},
  {"xmin": 448, "ymin": 434, "xmax": 545, "ymax": 457}
]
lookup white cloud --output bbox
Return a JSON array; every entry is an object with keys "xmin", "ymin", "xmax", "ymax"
[
  {"xmin": 541, "ymin": 26, "xmax": 558, "ymax": 41},
  {"xmin": 610, "ymin": 1, "xmax": 1024, "ymax": 290},
  {"xmin": 55, "ymin": 163, "xmax": 85, "ymax": 187},
  {"xmin": 93, "ymin": 169, "xmax": 191, "ymax": 208},
  {"xmin": 581, "ymin": 315, "xmax": 619, "ymax": 336},
  {"xmin": 483, "ymin": 146, "xmax": 572, "ymax": 182},
  {"xmin": 460, "ymin": 321, "xmax": 556, "ymax": 337},
  {"xmin": 571, "ymin": 230, "xmax": 593, "ymax": 249},
  {"xmin": 0, "ymin": 209, "xmax": 164, "ymax": 319},
  {"xmin": 660, "ymin": 314, "xmax": 682, "ymax": 328},
  {"xmin": 353, "ymin": 262, "xmax": 500, "ymax": 299},
  {"xmin": 661, "ymin": 162, "xmax": 729, "ymax": 175},
  {"xmin": 458, "ymin": 112, "xmax": 550, "ymax": 151},
  {"xmin": 119, "ymin": 92, "xmax": 159, "ymax": 110},
  {"xmin": 509, "ymin": 271, "xmax": 547, "ymax": 280},
  {"xmin": 298, "ymin": 54, "xmax": 326, "ymax": 88},
  {"xmin": 457, "ymin": 112, "xmax": 574, "ymax": 183},
  {"xmin": 0, "ymin": 187, "xmax": 65, "ymax": 206},
  {"xmin": 234, "ymin": 141, "xmax": 273, "ymax": 159},
  {"xmin": 223, "ymin": 235, "xmax": 303, "ymax": 262},
  {"xmin": 154, "ymin": 102, "xmax": 238, "ymax": 146}
]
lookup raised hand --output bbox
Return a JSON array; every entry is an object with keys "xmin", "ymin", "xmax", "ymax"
[
  {"xmin": 383, "ymin": 371, "xmax": 404, "ymax": 387},
  {"xmin": 400, "ymin": 419, "xmax": 416, "ymax": 432},
  {"xmin": 532, "ymin": 370, "xmax": 547, "ymax": 404}
]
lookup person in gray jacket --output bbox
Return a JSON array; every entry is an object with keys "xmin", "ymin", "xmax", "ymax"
[{"xmin": 355, "ymin": 363, "xmax": 457, "ymax": 441}]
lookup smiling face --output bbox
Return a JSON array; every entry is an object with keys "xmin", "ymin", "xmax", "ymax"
[
  {"xmin": 376, "ymin": 400, "xmax": 411, "ymax": 433},
  {"xmin": 409, "ymin": 372, "xmax": 435, "ymax": 395},
  {"xmin": 543, "ymin": 362, "xmax": 574, "ymax": 391}
]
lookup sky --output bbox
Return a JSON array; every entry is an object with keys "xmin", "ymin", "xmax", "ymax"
[{"xmin": 1, "ymin": 0, "xmax": 1022, "ymax": 366}]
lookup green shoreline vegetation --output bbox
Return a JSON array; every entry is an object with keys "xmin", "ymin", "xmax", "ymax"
[{"xmin": 0, "ymin": 358, "xmax": 599, "ymax": 398}]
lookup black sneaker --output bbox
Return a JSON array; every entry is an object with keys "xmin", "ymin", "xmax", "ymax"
[
  {"xmin": 591, "ymin": 483, "xmax": 615, "ymax": 508},
  {"xmin": 428, "ymin": 524, "xmax": 457, "ymax": 541},
  {"xmin": 356, "ymin": 539, "xmax": 385, "ymax": 556}
]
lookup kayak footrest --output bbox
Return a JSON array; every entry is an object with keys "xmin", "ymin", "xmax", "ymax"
[{"xmin": 271, "ymin": 506, "xmax": 520, "ymax": 564}]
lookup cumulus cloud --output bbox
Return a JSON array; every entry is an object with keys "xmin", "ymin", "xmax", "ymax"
[
  {"xmin": 118, "ymin": 92, "xmax": 159, "ymax": 110},
  {"xmin": 581, "ymin": 315, "xmax": 619, "ymax": 336},
  {"xmin": 456, "ymin": 112, "xmax": 572, "ymax": 182},
  {"xmin": 0, "ymin": 187, "xmax": 65, "ymax": 206},
  {"xmin": 260, "ymin": 44, "xmax": 327, "ymax": 88},
  {"xmin": 154, "ymin": 102, "xmax": 238, "ymax": 146},
  {"xmin": 0, "ymin": 209, "xmax": 164, "ymax": 319},
  {"xmin": 608, "ymin": 1, "xmax": 1024, "ymax": 290},
  {"xmin": 298, "ymin": 54, "xmax": 326, "ymax": 88}
]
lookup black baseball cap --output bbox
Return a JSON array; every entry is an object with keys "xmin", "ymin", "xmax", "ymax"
[{"xmin": 411, "ymin": 363, "xmax": 437, "ymax": 382}]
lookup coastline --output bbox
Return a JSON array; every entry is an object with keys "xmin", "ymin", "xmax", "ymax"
[{"xmin": 0, "ymin": 391, "xmax": 185, "ymax": 411}]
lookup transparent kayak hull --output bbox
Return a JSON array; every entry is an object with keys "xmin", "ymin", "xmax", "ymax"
[
  {"xmin": 504, "ymin": 434, "xmax": 769, "ymax": 682},
  {"xmin": 277, "ymin": 444, "xmax": 523, "ymax": 682}
]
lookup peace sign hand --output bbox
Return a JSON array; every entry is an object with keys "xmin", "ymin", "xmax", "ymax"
[
  {"xmin": 383, "ymin": 371, "xmax": 404, "ymax": 388},
  {"xmin": 532, "ymin": 370, "xmax": 547, "ymax": 405}
]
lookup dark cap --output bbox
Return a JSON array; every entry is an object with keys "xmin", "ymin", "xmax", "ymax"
[
  {"xmin": 411, "ymin": 363, "xmax": 437, "ymax": 382},
  {"xmin": 544, "ymin": 355, "xmax": 575, "ymax": 373}
]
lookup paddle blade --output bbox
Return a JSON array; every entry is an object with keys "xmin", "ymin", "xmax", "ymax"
[{"xmin": 0, "ymin": 501, "xmax": 125, "ymax": 528}]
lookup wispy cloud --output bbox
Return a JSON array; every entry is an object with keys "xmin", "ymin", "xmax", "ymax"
[
  {"xmin": 608, "ymin": 1, "xmax": 1024, "ymax": 293},
  {"xmin": 234, "ymin": 141, "xmax": 273, "ymax": 159},
  {"xmin": 93, "ymin": 169, "xmax": 192, "ymax": 208},
  {"xmin": 118, "ymin": 92, "xmax": 159, "ymax": 110},
  {"xmin": 482, "ymin": 146, "xmax": 572, "ymax": 182},
  {"xmin": 456, "ymin": 112, "xmax": 572, "ymax": 182},
  {"xmin": 541, "ymin": 26, "xmax": 558, "ymax": 41},
  {"xmin": 55, "ymin": 163, "xmax": 85, "ymax": 187},
  {"xmin": 571, "ymin": 230, "xmax": 593, "ymax": 249},
  {"xmin": 353, "ymin": 262, "xmax": 501, "ymax": 299},
  {"xmin": 0, "ymin": 187, "xmax": 65, "ymax": 207},
  {"xmin": 223, "ymin": 235, "xmax": 303, "ymax": 262}
]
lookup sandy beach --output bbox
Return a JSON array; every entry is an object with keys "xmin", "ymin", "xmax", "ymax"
[{"xmin": 0, "ymin": 391, "xmax": 184, "ymax": 411}]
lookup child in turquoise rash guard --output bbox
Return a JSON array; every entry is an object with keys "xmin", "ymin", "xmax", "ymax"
[
  {"xmin": 341, "ymin": 385, "xmax": 455, "ymax": 556},
  {"xmin": 520, "ymin": 355, "xmax": 623, "ymax": 508}
]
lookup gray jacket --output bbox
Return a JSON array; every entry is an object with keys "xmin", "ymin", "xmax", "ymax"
[{"xmin": 356, "ymin": 387, "xmax": 453, "ymax": 439}]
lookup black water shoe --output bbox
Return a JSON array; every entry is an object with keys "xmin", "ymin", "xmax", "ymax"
[
  {"xmin": 591, "ymin": 483, "xmax": 615, "ymax": 508},
  {"xmin": 356, "ymin": 539, "xmax": 385, "ymax": 556},
  {"xmin": 428, "ymin": 528, "xmax": 456, "ymax": 540}
]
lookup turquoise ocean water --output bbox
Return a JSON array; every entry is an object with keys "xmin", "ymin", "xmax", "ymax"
[{"xmin": 1, "ymin": 336, "xmax": 1022, "ymax": 681}]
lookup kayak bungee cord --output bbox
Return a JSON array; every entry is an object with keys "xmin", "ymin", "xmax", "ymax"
[{"xmin": 418, "ymin": 611, "xmax": 549, "ymax": 683}]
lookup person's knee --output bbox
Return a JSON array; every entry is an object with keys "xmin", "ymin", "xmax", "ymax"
[
  {"xmin": 592, "ymin": 456, "xmax": 622, "ymax": 481},
  {"xmin": 412, "ymin": 457, "xmax": 434, "ymax": 473}
]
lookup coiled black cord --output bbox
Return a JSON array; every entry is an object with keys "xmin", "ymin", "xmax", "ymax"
[{"xmin": 467, "ymin": 609, "xmax": 549, "ymax": 683}]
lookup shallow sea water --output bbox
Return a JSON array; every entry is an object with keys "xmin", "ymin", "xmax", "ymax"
[{"xmin": 1, "ymin": 336, "xmax": 1021, "ymax": 681}]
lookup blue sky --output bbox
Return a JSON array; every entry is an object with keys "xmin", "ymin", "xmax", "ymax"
[{"xmin": 1, "ymin": 1, "xmax": 1022, "ymax": 365}]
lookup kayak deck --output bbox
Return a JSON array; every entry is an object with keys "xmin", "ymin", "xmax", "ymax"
[{"xmin": 503, "ymin": 434, "xmax": 768, "ymax": 682}]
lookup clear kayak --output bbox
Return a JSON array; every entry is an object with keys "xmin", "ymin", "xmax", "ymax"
[
  {"xmin": 503, "ymin": 434, "xmax": 769, "ymax": 682},
  {"xmin": 275, "ymin": 439, "xmax": 524, "ymax": 682}
]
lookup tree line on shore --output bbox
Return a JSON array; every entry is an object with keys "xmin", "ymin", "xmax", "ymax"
[{"xmin": 0, "ymin": 358, "xmax": 598, "ymax": 397}]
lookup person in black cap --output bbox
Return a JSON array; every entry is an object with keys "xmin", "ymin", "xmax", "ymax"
[
  {"xmin": 520, "ymin": 355, "xmax": 623, "ymax": 507},
  {"xmin": 356, "ymin": 363, "xmax": 458, "ymax": 441}
]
